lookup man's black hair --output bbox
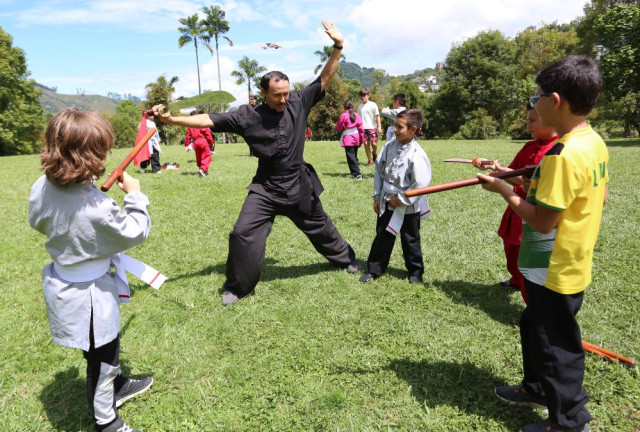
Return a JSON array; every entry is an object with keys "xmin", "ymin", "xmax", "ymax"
[{"xmin": 260, "ymin": 71, "xmax": 290, "ymax": 91}]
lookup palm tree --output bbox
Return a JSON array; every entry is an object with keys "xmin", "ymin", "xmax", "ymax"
[
  {"xmin": 201, "ymin": 5, "xmax": 230, "ymax": 92},
  {"xmin": 178, "ymin": 13, "xmax": 208, "ymax": 95},
  {"xmin": 231, "ymin": 56, "xmax": 266, "ymax": 102},
  {"xmin": 313, "ymin": 45, "xmax": 345, "ymax": 75}
]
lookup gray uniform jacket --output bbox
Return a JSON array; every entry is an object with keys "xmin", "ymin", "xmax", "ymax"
[
  {"xmin": 29, "ymin": 175, "xmax": 151, "ymax": 350},
  {"xmin": 373, "ymin": 138, "xmax": 432, "ymax": 214}
]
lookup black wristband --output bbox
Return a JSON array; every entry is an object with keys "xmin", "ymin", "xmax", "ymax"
[{"xmin": 333, "ymin": 44, "xmax": 343, "ymax": 50}]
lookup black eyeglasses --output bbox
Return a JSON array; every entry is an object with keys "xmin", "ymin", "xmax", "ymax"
[{"xmin": 528, "ymin": 92, "xmax": 553, "ymax": 106}]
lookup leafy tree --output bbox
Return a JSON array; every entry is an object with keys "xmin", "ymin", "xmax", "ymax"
[
  {"xmin": 201, "ymin": 5, "xmax": 230, "ymax": 92},
  {"xmin": 231, "ymin": 56, "xmax": 266, "ymax": 102},
  {"xmin": 313, "ymin": 46, "xmax": 345, "ymax": 76},
  {"xmin": 428, "ymin": 30, "xmax": 518, "ymax": 137},
  {"xmin": 575, "ymin": 0, "xmax": 639, "ymax": 55},
  {"xmin": 452, "ymin": 108, "xmax": 499, "ymax": 140},
  {"xmin": 514, "ymin": 23, "xmax": 579, "ymax": 79},
  {"xmin": 591, "ymin": 3, "xmax": 640, "ymax": 134},
  {"xmin": 178, "ymin": 13, "xmax": 207, "ymax": 95},
  {"xmin": 107, "ymin": 100, "xmax": 141, "ymax": 149},
  {"xmin": 144, "ymin": 75, "xmax": 182, "ymax": 144},
  {"xmin": 308, "ymin": 78, "xmax": 348, "ymax": 141},
  {"xmin": 0, "ymin": 26, "xmax": 45, "ymax": 155}
]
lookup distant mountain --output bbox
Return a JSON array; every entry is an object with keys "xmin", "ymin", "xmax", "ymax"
[
  {"xmin": 340, "ymin": 61, "xmax": 442, "ymax": 88},
  {"xmin": 341, "ymin": 61, "xmax": 391, "ymax": 88},
  {"xmin": 36, "ymin": 83, "xmax": 129, "ymax": 115}
]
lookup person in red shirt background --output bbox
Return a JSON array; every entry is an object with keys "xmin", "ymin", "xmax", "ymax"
[
  {"xmin": 477, "ymin": 106, "xmax": 557, "ymax": 302},
  {"xmin": 184, "ymin": 110, "xmax": 215, "ymax": 177}
]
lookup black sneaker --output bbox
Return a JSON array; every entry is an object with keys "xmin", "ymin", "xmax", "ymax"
[
  {"xmin": 409, "ymin": 275, "xmax": 423, "ymax": 284},
  {"xmin": 495, "ymin": 385, "xmax": 547, "ymax": 410},
  {"xmin": 115, "ymin": 423, "xmax": 141, "ymax": 432},
  {"xmin": 346, "ymin": 261, "xmax": 361, "ymax": 274},
  {"xmin": 521, "ymin": 419, "xmax": 590, "ymax": 432},
  {"xmin": 359, "ymin": 273, "xmax": 375, "ymax": 283},
  {"xmin": 115, "ymin": 376, "xmax": 153, "ymax": 408}
]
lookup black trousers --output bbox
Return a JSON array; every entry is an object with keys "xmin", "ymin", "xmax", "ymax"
[
  {"xmin": 140, "ymin": 150, "xmax": 161, "ymax": 173},
  {"xmin": 366, "ymin": 206, "xmax": 423, "ymax": 278},
  {"xmin": 344, "ymin": 146, "xmax": 361, "ymax": 177},
  {"xmin": 224, "ymin": 191, "xmax": 356, "ymax": 297},
  {"xmin": 520, "ymin": 279, "xmax": 591, "ymax": 428},
  {"xmin": 82, "ymin": 324, "xmax": 126, "ymax": 432}
]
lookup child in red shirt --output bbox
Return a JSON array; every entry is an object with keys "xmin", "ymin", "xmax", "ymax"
[{"xmin": 478, "ymin": 107, "xmax": 557, "ymax": 301}]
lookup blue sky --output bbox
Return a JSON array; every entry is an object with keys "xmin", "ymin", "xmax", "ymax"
[{"xmin": 1, "ymin": 0, "xmax": 588, "ymax": 107}]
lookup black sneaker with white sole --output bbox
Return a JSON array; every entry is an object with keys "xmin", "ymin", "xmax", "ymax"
[{"xmin": 115, "ymin": 376, "xmax": 153, "ymax": 408}]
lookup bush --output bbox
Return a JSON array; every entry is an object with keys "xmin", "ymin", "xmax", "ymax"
[{"xmin": 453, "ymin": 108, "xmax": 498, "ymax": 140}]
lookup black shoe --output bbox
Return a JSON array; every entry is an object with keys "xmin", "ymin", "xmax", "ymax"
[
  {"xmin": 408, "ymin": 275, "xmax": 423, "ymax": 284},
  {"xmin": 346, "ymin": 261, "xmax": 361, "ymax": 274},
  {"xmin": 359, "ymin": 273, "xmax": 375, "ymax": 283},
  {"xmin": 115, "ymin": 423, "xmax": 142, "ymax": 432},
  {"xmin": 495, "ymin": 385, "xmax": 547, "ymax": 410},
  {"xmin": 115, "ymin": 376, "xmax": 153, "ymax": 408},
  {"xmin": 521, "ymin": 419, "xmax": 590, "ymax": 432}
]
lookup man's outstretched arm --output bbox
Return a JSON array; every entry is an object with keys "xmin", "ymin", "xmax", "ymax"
[
  {"xmin": 151, "ymin": 105, "xmax": 214, "ymax": 128},
  {"xmin": 319, "ymin": 20, "xmax": 344, "ymax": 91}
]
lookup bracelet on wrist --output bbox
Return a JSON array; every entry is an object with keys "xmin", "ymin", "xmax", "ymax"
[{"xmin": 333, "ymin": 44, "xmax": 343, "ymax": 50}]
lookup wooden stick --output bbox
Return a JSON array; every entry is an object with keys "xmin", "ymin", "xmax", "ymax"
[
  {"xmin": 444, "ymin": 158, "xmax": 475, "ymax": 163},
  {"xmin": 100, "ymin": 128, "xmax": 156, "ymax": 192},
  {"xmin": 583, "ymin": 340, "xmax": 636, "ymax": 368},
  {"xmin": 405, "ymin": 165, "xmax": 537, "ymax": 197}
]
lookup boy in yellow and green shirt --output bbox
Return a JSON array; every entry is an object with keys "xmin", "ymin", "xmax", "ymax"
[{"xmin": 478, "ymin": 55, "xmax": 608, "ymax": 432}]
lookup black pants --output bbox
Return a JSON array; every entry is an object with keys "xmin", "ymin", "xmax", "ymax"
[
  {"xmin": 140, "ymin": 150, "xmax": 161, "ymax": 173},
  {"xmin": 520, "ymin": 279, "xmax": 591, "ymax": 428},
  {"xmin": 366, "ymin": 206, "xmax": 423, "ymax": 278},
  {"xmin": 82, "ymin": 325, "xmax": 126, "ymax": 432},
  {"xmin": 224, "ymin": 191, "xmax": 356, "ymax": 297},
  {"xmin": 344, "ymin": 146, "xmax": 361, "ymax": 177}
]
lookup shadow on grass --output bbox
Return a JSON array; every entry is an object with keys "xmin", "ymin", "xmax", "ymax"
[
  {"xmin": 431, "ymin": 279, "xmax": 523, "ymax": 327},
  {"xmin": 170, "ymin": 258, "xmax": 349, "ymax": 284},
  {"xmin": 386, "ymin": 358, "xmax": 543, "ymax": 430},
  {"xmin": 321, "ymin": 172, "xmax": 361, "ymax": 179},
  {"xmin": 40, "ymin": 367, "xmax": 90, "ymax": 431},
  {"xmin": 604, "ymin": 138, "xmax": 640, "ymax": 147}
]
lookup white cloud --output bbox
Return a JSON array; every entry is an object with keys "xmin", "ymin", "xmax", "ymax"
[{"xmin": 345, "ymin": 0, "xmax": 586, "ymax": 74}]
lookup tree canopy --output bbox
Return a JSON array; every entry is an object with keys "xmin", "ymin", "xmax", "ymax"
[{"xmin": 0, "ymin": 26, "xmax": 45, "ymax": 155}]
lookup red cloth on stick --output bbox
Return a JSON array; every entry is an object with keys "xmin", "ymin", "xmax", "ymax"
[{"xmin": 133, "ymin": 115, "xmax": 151, "ymax": 166}]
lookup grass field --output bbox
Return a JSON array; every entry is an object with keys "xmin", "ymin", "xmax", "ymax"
[{"xmin": 1, "ymin": 138, "xmax": 638, "ymax": 431}]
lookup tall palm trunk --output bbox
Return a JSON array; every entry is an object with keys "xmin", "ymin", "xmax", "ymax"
[{"xmin": 194, "ymin": 39, "xmax": 201, "ymax": 95}]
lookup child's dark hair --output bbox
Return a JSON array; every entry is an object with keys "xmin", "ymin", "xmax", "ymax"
[
  {"xmin": 393, "ymin": 93, "xmax": 407, "ymax": 107},
  {"xmin": 343, "ymin": 100, "xmax": 356, "ymax": 122},
  {"xmin": 535, "ymin": 55, "xmax": 602, "ymax": 115},
  {"xmin": 359, "ymin": 88, "xmax": 370, "ymax": 97},
  {"xmin": 397, "ymin": 109, "xmax": 423, "ymax": 130},
  {"xmin": 40, "ymin": 108, "xmax": 115, "ymax": 186}
]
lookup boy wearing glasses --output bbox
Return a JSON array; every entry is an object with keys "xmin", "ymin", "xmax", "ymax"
[
  {"xmin": 477, "ymin": 56, "xmax": 609, "ymax": 432},
  {"xmin": 357, "ymin": 88, "xmax": 382, "ymax": 166}
]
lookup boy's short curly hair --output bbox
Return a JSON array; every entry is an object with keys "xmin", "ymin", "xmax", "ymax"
[
  {"xmin": 535, "ymin": 55, "xmax": 602, "ymax": 116},
  {"xmin": 40, "ymin": 108, "xmax": 115, "ymax": 186}
]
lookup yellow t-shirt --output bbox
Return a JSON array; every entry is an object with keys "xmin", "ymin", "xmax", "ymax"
[{"xmin": 518, "ymin": 126, "xmax": 609, "ymax": 294}]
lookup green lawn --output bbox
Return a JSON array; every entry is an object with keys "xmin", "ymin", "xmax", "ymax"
[{"xmin": 1, "ymin": 138, "xmax": 638, "ymax": 431}]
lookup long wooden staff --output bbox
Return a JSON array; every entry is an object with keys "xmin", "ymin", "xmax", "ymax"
[
  {"xmin": 100, "ymin": 128, "xmax": 157, "ymax": 192},
  {"xmin": 405, "ymin": 165, "xmax": 537, "ymax": 197},
  {"xmin": 583, "ymin": 340, "xmax": 636, "ymax": 368}
]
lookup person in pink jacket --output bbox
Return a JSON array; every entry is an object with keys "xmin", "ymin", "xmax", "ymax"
[
  {"xmin": 184, "ymin": 110, "xmax": 215, "ymax": 177},
  {"xmin": 336, "ymin": 100, "xmax": 365, "ymax": 179}
]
